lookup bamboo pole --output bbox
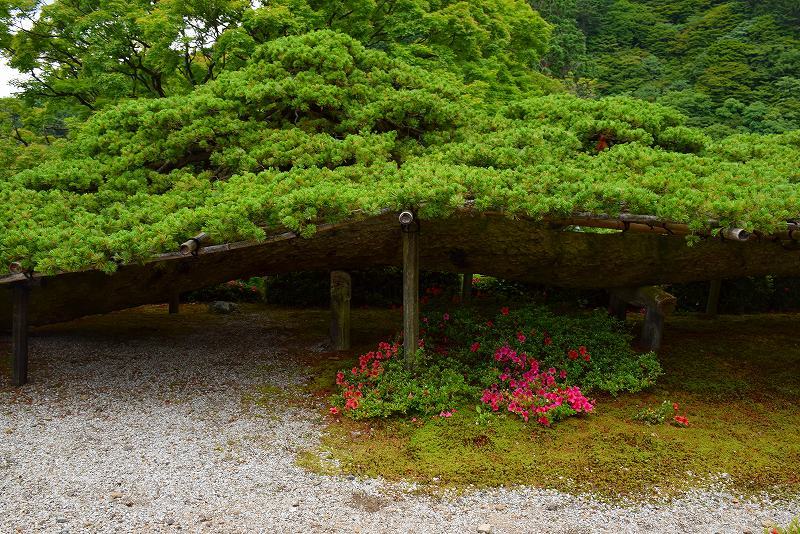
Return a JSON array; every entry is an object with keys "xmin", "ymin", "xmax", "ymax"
[{"xmin": 179, "ymin": 232, "xmax": 209, "ymax": 255}]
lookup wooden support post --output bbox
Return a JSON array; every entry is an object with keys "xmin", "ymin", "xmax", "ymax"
[
  {"xmin": 641, "ymin": 306, "xmax": 665, "ymax": 351},
  {"xmin": 706, "ymin": 279, "xmax": 722, "ymax": 318},
  {"xmin": 330, "ymin": 271, "xmax": 351, "ymax": 351},
  {"xmin": 461, "ymin": 273, "xmax": 473, "ymax": 304},
  {"xmin": 168, "ymin": 291, "xmax": 180, "ymax": 314},
  {"xmin": 608, "ymin": 294, "xmax": 627, "ymax": 321},
  {"xmin": 400, "ymin": 212, "xmax": 420, "ymax": 369},
  {"xmin": 12, "ymin": 284, "xmax": 29, "ymax": 386},
  {"xmin": 610, "ymin": 286, "xmax": 676, "ymax": 351}
]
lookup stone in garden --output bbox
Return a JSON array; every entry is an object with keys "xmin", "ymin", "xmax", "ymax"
[
  {"xmin": 477, "ymin": 524, "xmax": 494, "ymax": 533},
  {"xmin": 208, "ymin": 301, "xmax": 238, "ymax": 314}
]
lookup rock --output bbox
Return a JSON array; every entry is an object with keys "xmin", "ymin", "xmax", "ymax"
[
  {"xmin": 124, "ymin": 499, "xmax": 134, "ymax": 507},
  {"xmin": 546, "ymin": 502, "xmax": 560, "ymax": 511},
  {"xmin": 110, "ymin": 491, "xmax": 123, "ymax": 499},
  {"xmin": 56, "ymin": 518, "xmax": 68, "ymax": 524},
  {"xmin": 165, "ymin": 517, "xmax": 175, "ymax": 526},
  {"xmin": 291, "ymin": 500, "xmax": 300, "ymax": 508},
  {"xmin": 477, "ymin": 523, "xmax": 494, "ymax": 533},
  {"xmin": 208, "ymin": 301, "xmax": 238, "ymax": 314}
]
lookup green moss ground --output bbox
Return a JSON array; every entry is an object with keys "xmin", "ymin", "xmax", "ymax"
[{"xmin": 300, "ymin": 311, "xmax": 800, "ymax": 498}]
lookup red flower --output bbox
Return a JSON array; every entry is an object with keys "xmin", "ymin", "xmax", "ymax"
[
  {"xmin": 579, "ymin": 346, "xmax": 587, "ymax": 356},
  {"xmin": 673, "ymin": 415, "xmax": 689, "ymax": 427},
  {"xmin": 673, "ymin": 403, "xmax": 679, "ymax": 411},
  {"xmin": 516, "ymin": 332, "xmax": 526, "ymax": 343},
  {"xmin": 486, "ymin": 320, "xmax": 494, "ymax": 328},
  {"xmin": 329, "ymin": 407, "xmax": 340, "ymax": 415},
  {"xmin": 501, "ymin": 307, "xmax": 510, "ymax": 316},
  {"xmin": 470, "ymin": 342, "xmax": 480, "ymax": 353},
  {"xmin": 537, "ymin": 416, "xmax": 551, "ymax": 426},
  {"xmin": 544, "ymin": 337, "xmax": 552, "ymax": 346},
  {"xmin": 583, "ymin": 354, "xmax": 591, "ymax": 362},
  {"xmin": 568, "ymin": 349, "xmax": 578, "ymax": 360}
]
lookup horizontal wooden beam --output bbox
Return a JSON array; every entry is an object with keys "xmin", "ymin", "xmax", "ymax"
[{"xmin": 0, "ymin": 213, "xmax": 798, "ymax": 328}]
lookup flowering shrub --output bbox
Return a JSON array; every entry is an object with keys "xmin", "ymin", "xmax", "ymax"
[
  {"xmin": 634, "ymin": 400, "xmax": 690, "ymax": 427},
  {"xmin": 481, "ymin": 344, "xmax": 594, "ymax": 425},
  {"xmin": 421, "ymin": 305, "xmax": 662, "ymax": 395},
  {"xmin": 332, "ymin": 341, "xmax": 483, "ymax": 419},
  {"xmin": 332, "ymin": 303, "xmax": 661, "ymax": 426}
]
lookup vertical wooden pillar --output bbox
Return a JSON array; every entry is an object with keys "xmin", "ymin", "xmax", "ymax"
[
  {"xmin": 640, "ymin": 307, "xmax": 665, "ymax": 351},
  {"xmin": 706, "ymin": 279, "xmax": 722, "ymax": 318},
  {"xmin": 12, "ymin": 284, "xmax": 29, "ymax": 386},
  {"xmin": 610, "ymin": 286, "xmax": 676, "ymax": 352},
  {"xmin": 461, "ymin": 273, "xmax": 473, "ymax": 304},
  {"xmin": 330, "ymin": 271, "xmax": 351, "ymax": 351},
  {"xmin": 608, "ymin": 294, "xmax": 627, "ymax": 321},
  {"xmin": 400, "ymin": 212, "xmax": 419, "ymax": 369},
  {"xmin": 168, "ymin": 291, "xmax": 180, "ymax": 314}
]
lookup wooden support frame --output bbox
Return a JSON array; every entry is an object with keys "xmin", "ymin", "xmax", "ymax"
[
  {"xmin": 461, "ymin": 273, "xmax": 473, "ymax": 304},
  {"xmin": 400, "ymin": 212, "xmax": 420, "ymax": 369},
  {"xmin": 168, "ymin": 291, "xmax": 180, "ymax": 314},
  {"xmin": 609, "ymin": 286, "xmax": 676, "ymax": 351},
  {"xmin": 706, "ymin": 279, "xmax": 722, "ymax": 318},
  {"xmin": 608, "ymin": 294, "xmax": 628, "ymax": 321},
  {"xmin": 12, "ymin": 284, "xmax": 29, "ymax": 386},
  {"xmin": 330, "ymin": 271, "xmax": 351, "ymax": 351}
]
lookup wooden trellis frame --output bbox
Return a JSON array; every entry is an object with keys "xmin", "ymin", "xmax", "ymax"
[{"xmin": 3, "ymin": 210, "xmax": 800, "ymax": 385}]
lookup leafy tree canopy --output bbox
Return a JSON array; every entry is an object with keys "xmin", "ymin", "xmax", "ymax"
[
  {"xmin": 0, "ymin": 0, "xmax": 554, "ymax": 109},
  {"xmin": 2, "ymin": 30, "xmax": 799, "ymax": 275}
]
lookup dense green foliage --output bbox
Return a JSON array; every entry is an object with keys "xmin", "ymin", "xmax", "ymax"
[
  {"xmin": 532, "ymin": 0, "xmax": 800, "ymax": 133},
  {"xmin": 1, "ymin": 0, "xmax": 799, "ymax": 275},
  {"xmin": 332, "ymin": 304, "xmax": 660, "ymax": 419},
  {"xmin": 0, "ymin": 0, "xmax": 552, "ymax": 108}
]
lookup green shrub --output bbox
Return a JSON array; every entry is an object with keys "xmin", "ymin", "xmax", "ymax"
[
  {"xmin": 332, "ymin": 304, "xmax": 662, "ymax": 422},
  {"xmin": 422, "ymin": 305, "xmax": 662, "ymax": 395}
]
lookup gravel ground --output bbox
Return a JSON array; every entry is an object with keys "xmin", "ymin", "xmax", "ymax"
[{"xmin": 1, "ymin": 305, "xmax": 797, "ymax": 534}]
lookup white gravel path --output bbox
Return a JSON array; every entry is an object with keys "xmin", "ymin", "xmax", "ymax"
[{"xmin": 1, "ymin": 305, "xmax": 797, "ymax": 533}]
